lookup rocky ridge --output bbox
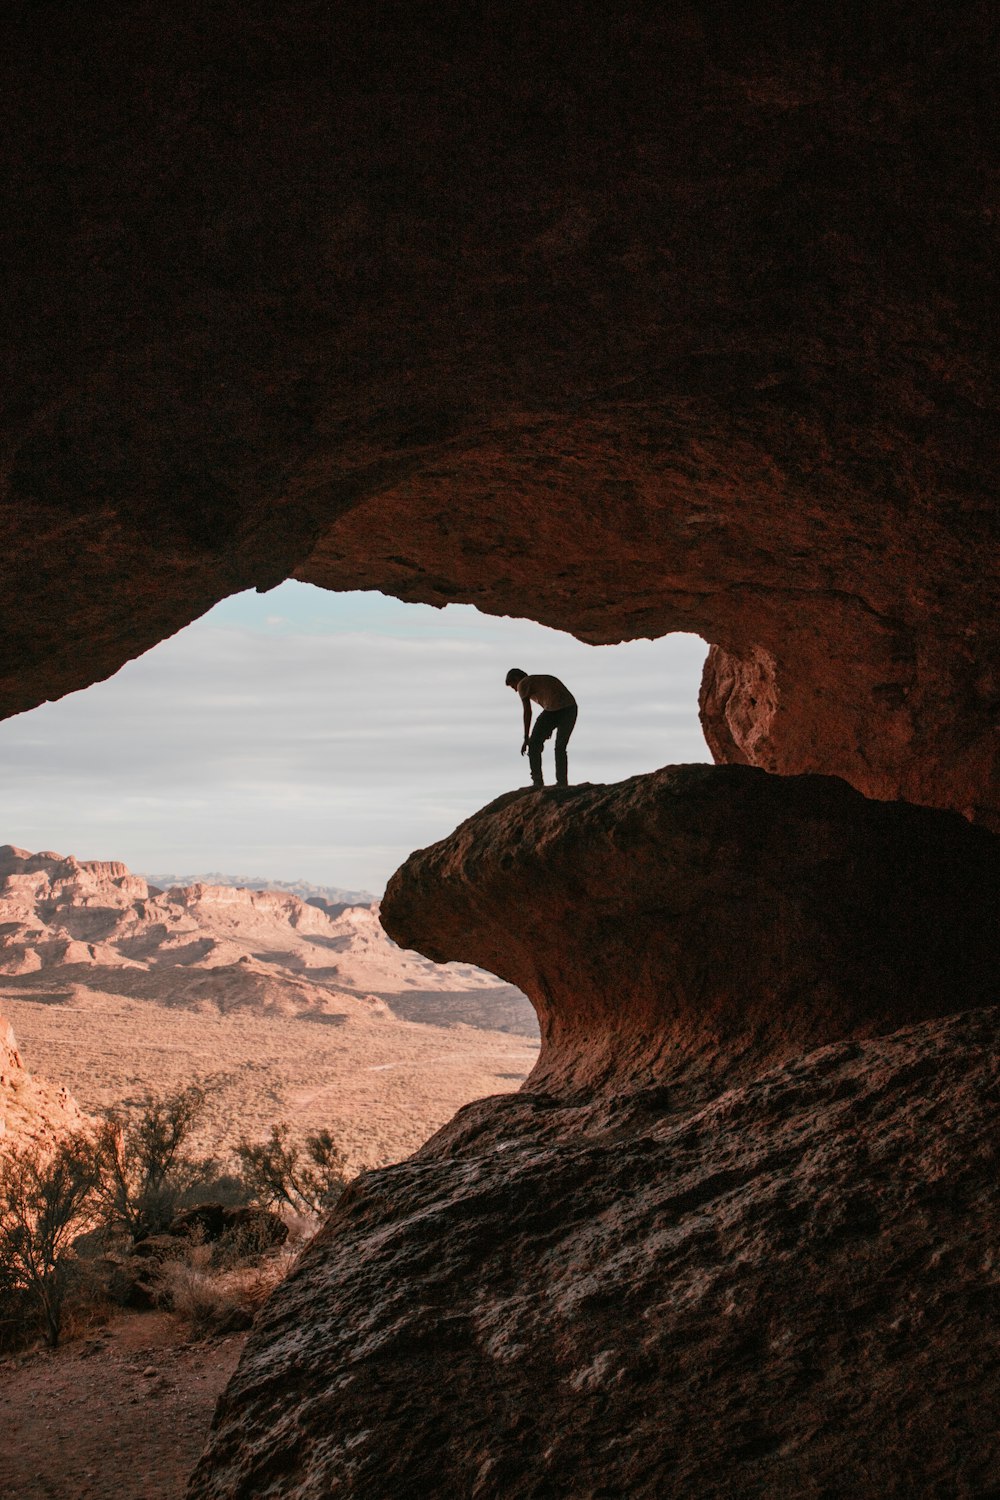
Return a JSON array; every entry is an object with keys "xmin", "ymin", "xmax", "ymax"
[
  {"xmin": 138, "ymin": 872, "xmax": 374, "ymax": 911},
  {"xmin": 0, "ymin": 844, "xmax": 531, "ymax": 1028}
]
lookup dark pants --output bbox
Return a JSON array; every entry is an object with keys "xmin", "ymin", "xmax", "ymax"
[{"xmin": 528, "ymin": 705, "xmax": 577, "ymax": 787}]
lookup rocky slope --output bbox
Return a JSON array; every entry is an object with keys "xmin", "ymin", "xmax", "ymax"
[
  {"xmin": 0, "ymin": 1008, "xmax": 84, "ymax": 1153},
  {"xmin": 191, "ymin": 768, "xmax": 1000, "ymax": 1498},
  {"xmin": 0, "ymin": 844, "xmax": 532, "ymax": 1029},
  {"xmin": 191, "ymin": 1011, "xmax": 999, "ymax": 1500}
]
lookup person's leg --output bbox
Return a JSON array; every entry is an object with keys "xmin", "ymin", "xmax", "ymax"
[
  {"xmin": 554, "ymin": 706, "xmax": 578, "ymax": 786},
  {"xmin": 528, "ymin": 711, "xmax": 556, "ymax": 786}
]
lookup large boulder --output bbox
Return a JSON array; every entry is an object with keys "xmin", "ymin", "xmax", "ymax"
[
  {"xmin": 189, "ymin": 770, "xmax": 1000, "ymax": 1497},
  {"xmin": 189, "ymin": 1019, "xmax": 1000, "ymax": 1499},
  {"xmin": 382, "ymin": 766, "xmax": 999, "ymax": 1106}
]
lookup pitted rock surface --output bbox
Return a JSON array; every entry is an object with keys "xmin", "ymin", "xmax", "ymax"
[
  {"xmin": 190, "ymin": 772, "xmax": 1000, "ymax": 1498},
  {"xmin": 189, "ymin": 1006, "xmax": 1000, "ymax": 1499},
  {"xmin": 1, "ymin": 5, "xmax": 998, "ymax": 824},
  {"xmin": 382, "ymin": 765, "xmax": 999, "ymax": 1106}
]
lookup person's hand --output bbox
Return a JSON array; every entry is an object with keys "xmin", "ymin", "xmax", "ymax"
[{"xmin": 521, "ymin": 739, "xmax": 529, "ymax": 756}]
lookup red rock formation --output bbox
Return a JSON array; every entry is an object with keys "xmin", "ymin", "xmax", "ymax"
[
  {"xmin": 190, "ymin": 1005, "xmax": 1000, "ymax": 1499},
  {"xmin": 0, "ymin": 844, "xmax": 522, "ymax": 1016},
  {"xmin": 381, "ymin": 766, "xmax": 999, "ymax": 1106},
  {"xmin": 190, "ymin": 770, "xmax": 1000, "ymax": 1497},
  {"xmin": 1, "ymin": 8, "xmax": 997, "ymax": 1495},
  {"xmin": 0, "ymin": 5, "xmax": 997, "ymax": 826},
  {"xmin": 0, "ymin": 1008, "xmax": 85, "ymax": 1152}
]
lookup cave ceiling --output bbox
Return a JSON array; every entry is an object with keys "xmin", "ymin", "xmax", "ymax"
[{"xmin": 1, "ymin": 3, "xmax": 996, "ymax": 821}]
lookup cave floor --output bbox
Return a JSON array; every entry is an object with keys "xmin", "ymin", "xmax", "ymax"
[{"xmin": 1, "ymin": 1311, "xmax": 244, "ymax": 1500}]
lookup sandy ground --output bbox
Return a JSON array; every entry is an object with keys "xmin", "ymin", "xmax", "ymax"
[
  {"xmin": 0, "ymin": 995, "xmax": 538, "ymax": 1500},
  {"xmin": 1, "ymin": 988, "xmax": 540, "ymax": 1173},
  {"xmin": 0, "ymin": 1312, "xmax": 245, "ymax": 1500}
]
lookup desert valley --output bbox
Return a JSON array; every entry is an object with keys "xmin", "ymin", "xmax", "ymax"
[
  {"xmin": 0, "ymin": 842, "xmax": 537, "ymax": 1170},
  {"xmin": 0, "ymin": 843, "xmax": 541, "ymax": 1500}
]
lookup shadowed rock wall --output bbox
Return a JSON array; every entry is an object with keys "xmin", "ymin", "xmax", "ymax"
[
  {"xmin": 192, "ymin": 1013, "xmax": 1000, "ymax": 1500},
  {"xmin": 1, "ymin": 3, "xmax": 997, "ymax": 825}
]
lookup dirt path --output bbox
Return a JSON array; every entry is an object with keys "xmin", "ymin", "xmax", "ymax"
[{"xmin": 1, "ymin": 1312, "xmax": 245, "ymax": 1500}]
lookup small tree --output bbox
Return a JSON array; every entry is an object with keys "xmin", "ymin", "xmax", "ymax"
[
  {"xmin": 93, "ymin": 1083, "xmax": 209, "ymax": 1243},
  {"xmin": 0, "ymin": 1133, "xmax": 99, "ymax": 1347},
  {"xmin": 234, "ymin": 1124, "xmax": 348, "ymax": 1217}
]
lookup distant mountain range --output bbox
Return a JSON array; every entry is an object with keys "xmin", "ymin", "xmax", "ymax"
[
  {"xmin": 0, "ymin": 843, "xmax": 534, "ymax": 1033},
  {"xmin": 138, "ymin": 871, "xmax": 376, "ymax": 907},
  {"xmin": 0, "ymin": 843, "xmax": 538, "ymax": 1164}
]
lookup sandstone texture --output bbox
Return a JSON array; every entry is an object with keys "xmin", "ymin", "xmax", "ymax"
[
  {"xmin": 192, "ymin": 769, "xmax": 1000, "ymax": 1497},
  {"xmin": 191, "ymin": 1006, "xmax": 1000, "ymax": 1499},
  {"xmin": 0, "ymin": 5, "xmax": 997, "ymax": 828},
  {"xmin": 382, "ymin": 766, "xmax": 999, "ymax": 1107}
]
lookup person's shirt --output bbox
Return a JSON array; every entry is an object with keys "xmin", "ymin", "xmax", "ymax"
[{"xmin": 517, "ymin": 674, "xmax": 576, "ymax": 712}]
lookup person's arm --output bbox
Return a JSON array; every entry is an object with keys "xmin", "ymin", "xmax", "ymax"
[{"xmin": 520, "ymin": 689, "xmax": 532, "ymax": 754}]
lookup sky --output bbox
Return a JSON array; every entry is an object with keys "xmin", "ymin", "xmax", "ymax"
[{"xmin": 0, "ymin": 583, "xmax": 710, "ymax": 895}]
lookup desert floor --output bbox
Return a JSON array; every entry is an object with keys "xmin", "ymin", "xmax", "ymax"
[
  {"xmin": 1, "ymin": 987, "xmax": 540, "ymax": 1172},
  {"xmin": 0, "ymin": 1311, "xmax": 245, "ymax": 1500},
  {"xmin": 2, "ymin": 989, "xmax": 540, "ymax": 1498}
]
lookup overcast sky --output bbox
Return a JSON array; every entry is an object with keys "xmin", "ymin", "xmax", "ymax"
[{"xmin": 0, "ymin": 583, "xmax": 710, "ymax": 895}]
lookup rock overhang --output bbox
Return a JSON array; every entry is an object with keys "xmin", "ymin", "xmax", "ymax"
[
  {"xmin": 382, "ymin": 764, "xmax": 1000, "ymax": 1106},
  {"xmin": 0, "ymin": 2, "xmax": 997, "ymax": 828},
  {"xmin": 1, "ymin": 9, "xmax": 998, "ymax": 1493}
]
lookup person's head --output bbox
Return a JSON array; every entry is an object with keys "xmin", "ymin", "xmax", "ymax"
[{"xmin": 505, "ymin": 668, "xmax": 527, "ymax": 690}]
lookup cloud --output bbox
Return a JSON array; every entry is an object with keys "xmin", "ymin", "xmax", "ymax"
[{"xmin": 0, "ymin": 584, "xmax": 710, "ymax": 892}]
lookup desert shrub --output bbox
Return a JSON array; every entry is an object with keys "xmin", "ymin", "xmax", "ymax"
[
  {"xmin": 155, "ymin": 1238, "xmax": 296, "ymax": 1336},
  {"xmin": 176, "ymin": 1169, "xmax": 250, "ymax": 1211},
  {"xmin": 92, "ymin": 1083, "xmax": 223, "ymax": 1244},
  {"xmin": 0, "ymin": 1133, "xmax": 100, "ymax": 1347},
  {"xmin": 208, "ymin": 1208, "xmax": 288, "ymax": 1270},
  {"xmin": 234, "ymin": 1123, "xmax": 348, "ymax": 1218}
]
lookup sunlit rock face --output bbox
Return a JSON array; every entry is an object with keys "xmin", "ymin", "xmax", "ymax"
[
  {"xmin": 190, "ymin": 767, "xmax": 1000, "ymax": 1498},
  {"xmin": 381, "ymin": 766, "xmax": 999, "ymax": 1108},
  {"xmin": 1, "ymin": 4, "xmax": 997, "ymax": 827},
  {"xmin": 0, "ymin": 1009, "xmax": 84, "ymax": 1152}
]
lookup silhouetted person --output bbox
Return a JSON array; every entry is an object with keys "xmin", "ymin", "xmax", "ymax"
[{"xmin": 505, "ymin": 668, "xmax": 578, "ymax": 788}]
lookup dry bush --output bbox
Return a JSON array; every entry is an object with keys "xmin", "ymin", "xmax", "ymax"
[
  {"xmin": 156, "ymin": 1240, "xmax": 297, "ymax": 1337},
  {"xmin": 0, "ymin": 1133, "xmax": 100, "ymax": 1347},
  {"xmin": 92, "ymin": 1083, "xmax": 220, "ymax": 1244},
  {"xmin": 234, "ymin": 1123, "xmax": 347, "ymax": 1217}
]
